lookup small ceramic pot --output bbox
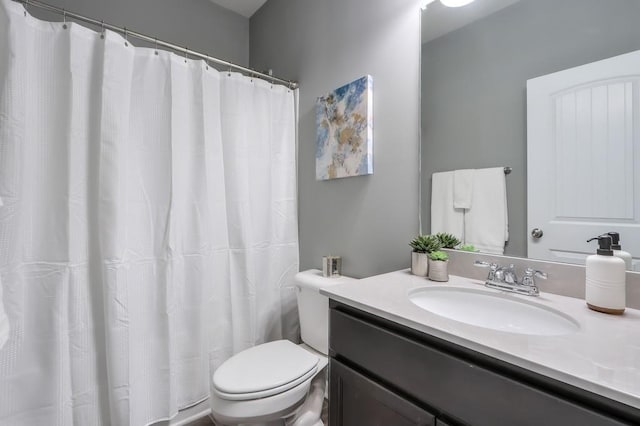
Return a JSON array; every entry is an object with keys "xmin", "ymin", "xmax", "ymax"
[
  {"xmin": 428, "ymin": 259, "xmax": 449, "ymax": 282},
  {"xmin": 411, "ymin": 252, "xmax": 429, "ymax": 277}
]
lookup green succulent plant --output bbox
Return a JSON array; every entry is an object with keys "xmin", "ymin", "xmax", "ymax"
[
  {"xmin": 458, "ymin": 244, "xmax": 478, "ymax": 252},
  {"xmin": 409, "ymin": 235, "xmax": 442, "ymax": 253},
  {"xmin": 429, "ymin": 250, "xmax": 449, "ymax": 261},
  {"xmin": 434, "ymin": 233, "xmax": 461, "ymax": 249}
]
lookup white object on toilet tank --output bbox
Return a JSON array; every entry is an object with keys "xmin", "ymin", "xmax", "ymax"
[{"xmin": 295, "ymin": 269, "xmax": 357, "ymax": 355}]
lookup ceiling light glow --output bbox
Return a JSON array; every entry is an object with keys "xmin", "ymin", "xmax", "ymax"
[{"xmin": 440, "ymin": 0, "xmax": 476, "ymax": 7}]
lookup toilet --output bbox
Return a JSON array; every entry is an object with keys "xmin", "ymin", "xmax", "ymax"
[{"xmin": 210, "ymin": 269, "xmax": 356, "ymax": 426}]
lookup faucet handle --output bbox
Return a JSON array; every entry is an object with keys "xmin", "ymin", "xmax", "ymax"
[
  {"xmin": 522, "ymin": 267, "xmax": 547, "ymax": 287},
  {"xmin": 474, "ymin": 260, "xmax": 498, "ymax": 280},
  {"xmin": 524, "ymin": 267, "xmax": 547, "ymax": 279}
]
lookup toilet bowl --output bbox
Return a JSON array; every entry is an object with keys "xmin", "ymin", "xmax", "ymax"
[
  {"xmin": 210, "ymin": 270, "xmax": 356, "ymax": 426},
  {"xmin": 210, "ymin": 341, "xmax": 328, "ymax": 425}
]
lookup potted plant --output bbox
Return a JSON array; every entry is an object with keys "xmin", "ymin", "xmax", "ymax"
[
  {"xmin": 435, "ymin": 233, "xmax": 461, "ymax": 249},
  {"xmin": 409, "ymin": 235, "xmax": 441, "ymax": 276},
  {"xmin": 428, "ymin": 250, "xmax": 449, "ymax": 282}
]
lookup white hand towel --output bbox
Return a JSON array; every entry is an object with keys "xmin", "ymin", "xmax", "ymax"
[
  {"xmin": 431, "ymin": 171, "xmax": 464, "ymax": 240},
  {"xmin": 464, "ymin": 167, "xmax": 508, "ymax": 254},
  {"xmin": 453, "ymin": 169, "xmax": 474, "ymax": 209}
]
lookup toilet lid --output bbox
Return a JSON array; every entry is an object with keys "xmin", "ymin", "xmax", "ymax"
[{"xmin": 213, "ymin": 340, "xmax": 319, "ymax": 400}]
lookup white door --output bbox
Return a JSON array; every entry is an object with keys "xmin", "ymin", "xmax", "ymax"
[{"xmin": 527, "ymin": 50, "xmax": 640, "ymax": 269}]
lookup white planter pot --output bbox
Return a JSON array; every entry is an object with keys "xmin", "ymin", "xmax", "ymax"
[
  {"xmin": 428, "ymin": 259, "xmax": 449, "ymax": 282},
  {"xmin": 411, "ymin": 252, "xmax": 429, "ymax": 276}
]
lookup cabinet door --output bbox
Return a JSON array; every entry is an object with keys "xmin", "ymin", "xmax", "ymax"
[
  {"xmin": 330, "ymin": 306, "xmax": 636, "ymax": 426},
  {"xmin": 329, "ymin": 359, "xmax": 435, "ymax": 426}
]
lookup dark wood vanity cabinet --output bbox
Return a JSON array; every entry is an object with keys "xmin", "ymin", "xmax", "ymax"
[
  {"xmin": 328, "ymin": 301, "xmax": 640, "ymax": 426},
  {"xmin": 330, "ymin": 359, "xmax": 435, "ymax": 425}
]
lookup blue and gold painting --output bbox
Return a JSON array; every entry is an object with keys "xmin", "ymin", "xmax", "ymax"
[{"xmin": 316, "ymin": 75, "xmax": 373, "ymax": 180}]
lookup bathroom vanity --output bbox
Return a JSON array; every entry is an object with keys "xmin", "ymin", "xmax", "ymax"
[{"xmin": 322, "ymin": 271, "xmax": 640, "ymax": 426}]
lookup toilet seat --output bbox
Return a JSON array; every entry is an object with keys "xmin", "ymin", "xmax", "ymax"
[
  {"xmin": 210, "ymin": 371, "xmax": 316, "ymax": 424},
  {"xmin": 213, "ymin": 340, "xmax": 320, "ymax": 401}
]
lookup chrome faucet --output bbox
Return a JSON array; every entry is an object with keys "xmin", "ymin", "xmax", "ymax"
[
  {"xmin": 474, "ymin": 261, "xmax": 547, "ymax": 296},
  {"xmin": 494, "ymin": 263, "xmax": 517, "ymax": 284}
]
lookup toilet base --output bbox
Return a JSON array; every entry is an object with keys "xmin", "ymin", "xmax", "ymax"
[
  {"xmin": 285, "ymin": 371, "xmax": 326, "ymax": 426},
  {"xmin": 212, "ymin": 397, "xmax": 305, "ymax": 426},
  {"xmin": 212, "ymin": 404, "xmax": 303, "ymax": 426}
]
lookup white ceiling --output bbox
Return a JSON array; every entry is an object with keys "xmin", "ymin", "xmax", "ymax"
[
  {"xmin": 208, "ymin": 0, "xmax": 520, "ymax": 40},
  {"xmin": 422, "ymin": 0, "xmax": 521, "ymax": 44},
  {"xmin": 209, "ymin": 0, "xmax": 268, "ymax": 18}
]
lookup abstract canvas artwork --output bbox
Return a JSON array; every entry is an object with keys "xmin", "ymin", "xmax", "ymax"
[{"xmin": 316, "ymin": 75, "xmax": 373, "ymax": 180}]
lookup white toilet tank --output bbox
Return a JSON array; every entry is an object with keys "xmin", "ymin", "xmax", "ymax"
[{"xmin": 295, "ymin": 269, "xmax": 357, "ymax": 355}]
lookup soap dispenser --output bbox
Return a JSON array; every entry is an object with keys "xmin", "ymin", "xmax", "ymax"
[
  {"xmin": 585, "ymin": 235, "xmax": 626, "ymax": 315},
  {"xmin": 607, "ymin": 232, "xmax": 633, "ymax": 271}
]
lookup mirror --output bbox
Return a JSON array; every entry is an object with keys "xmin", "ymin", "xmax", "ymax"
[{"xmin": 420, "ymin": 0, "xmax": 640, "ymax": 265}]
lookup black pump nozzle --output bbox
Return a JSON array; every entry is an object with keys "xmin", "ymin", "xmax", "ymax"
[
  {"xmin": 587, "ymin": 235, "xmax": 614, "ymax": 256},
  {"xmin": 606, "ymin": 232, "xmax": 622, "ymax": 250}
]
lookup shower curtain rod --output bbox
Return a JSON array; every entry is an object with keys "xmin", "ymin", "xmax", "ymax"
[{"xmin": 13, "ymin": 0, "xmax": 299, "ymax": 89}]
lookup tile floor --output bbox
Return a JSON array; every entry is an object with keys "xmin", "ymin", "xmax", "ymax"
[
  {"xmin": 188, "ymin": 399, "xmax": 329, "ymax": 425},
  {"xmin": 187, "ymin": 417, "xmax": 214, "ymax": 426}
]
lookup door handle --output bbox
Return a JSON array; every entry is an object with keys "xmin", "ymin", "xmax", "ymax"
[{"xmin": 531, "ymin": 228, "xmax": 544, "ymax": 239}]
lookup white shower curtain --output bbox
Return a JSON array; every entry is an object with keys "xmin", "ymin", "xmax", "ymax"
[{"xmin": 0, "ymin": 1, "xmax": 299, "ymax": 425}]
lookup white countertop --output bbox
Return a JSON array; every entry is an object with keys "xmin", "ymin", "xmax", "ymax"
[{"xmin": 321, "ymin": 270, "xmax": 640, "ymax": 410}]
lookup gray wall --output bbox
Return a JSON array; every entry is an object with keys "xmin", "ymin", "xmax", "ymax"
[
  {"xmin": 250, "ymin": 0, "xmax": 422, "ymax": 278},
  {"xmin": 421, "ymin": 0, "xmax": 640, "ymax": 257},
  {"xmin": 26, "ymin": 0, "xmax": 249, "ymax": 67}
]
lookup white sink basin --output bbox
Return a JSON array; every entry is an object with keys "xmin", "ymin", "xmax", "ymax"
[{"xmin": 408, "ymin": 286, "xmax": 579, "ymax": 336}]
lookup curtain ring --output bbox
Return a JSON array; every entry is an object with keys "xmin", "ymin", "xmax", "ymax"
[
  {"xmin": 62, "ymin": 9, "xmax": 67, "ymax": 29},
  {"xmin": 154, "ymin": 38, "xmax": 158, "ymax": 55},
  {"xmin": 100, "ymin": 20, "xmax": 105, "ymax": 39},
  {"xmin": 184, "ymin": 47, "xmax": 188, "ymax": 64},
  {"xmin": 228, "ymin": 66, "xmax": 232, "ymax": 77},
  {"xmin": 205, "ymin": 55, "xmax": 210, "ymax": 70},
  {"xmin": 123, "ymin": 27, "xmax": 128, "ymax": 46}
]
